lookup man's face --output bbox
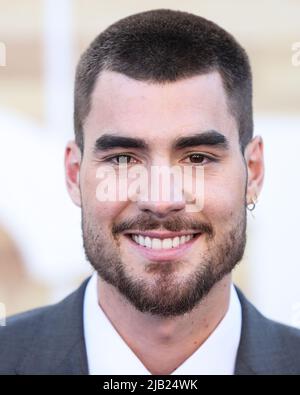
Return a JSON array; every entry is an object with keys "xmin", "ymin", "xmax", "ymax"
[{"xmin": 73, "ymin": 70, "xmax": 250, "ymax": 317}]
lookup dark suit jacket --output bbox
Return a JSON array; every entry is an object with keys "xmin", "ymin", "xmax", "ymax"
[{"xmin": 1, "ymin": 278, "xmax": 300, "ymax": 375}]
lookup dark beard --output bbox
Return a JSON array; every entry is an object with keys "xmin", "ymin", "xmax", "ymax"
[{"xmin": 82, "ymin": 210, "xmax": 246, "ymax": 317}]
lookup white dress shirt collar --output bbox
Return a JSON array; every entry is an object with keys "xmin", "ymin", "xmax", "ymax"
[{"xmin": 83, "ymin": 272, "xmax": 242, "ymax": 375}]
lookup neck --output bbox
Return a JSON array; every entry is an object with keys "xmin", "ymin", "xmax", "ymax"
[{"xmin": 97, "ymin": 274, "xmax": 232, "ymax": 375}]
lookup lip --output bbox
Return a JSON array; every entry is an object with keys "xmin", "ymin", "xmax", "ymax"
[
  {"xmin": 124, "ymin": 232, "xmax": 202, "ymax": 262},
  {"xmin": 123, "ymin": 230, "xmax": 200, "ymax": 239}
]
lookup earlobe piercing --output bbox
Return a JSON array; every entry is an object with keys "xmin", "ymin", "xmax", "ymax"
[{"xmin": 247, "ymin": 194, "xmax": 257, "ymax": 212}]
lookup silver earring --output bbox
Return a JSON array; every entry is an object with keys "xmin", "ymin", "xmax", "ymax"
[{"xmin": 247, "ymin": 194, "xmax": 257, "ymax": 212}]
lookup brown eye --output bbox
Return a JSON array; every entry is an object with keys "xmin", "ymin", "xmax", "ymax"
[
  {"xmin": 109, "ymin": 154, "xmax": 138, "ymax": 165},
  {"xmin": 189, "ymin": 154, "xmax": 206, "ymax": 163},
  {"xmin": 115, "ymin": 155, "xmax": 132, "ymax": 164}
]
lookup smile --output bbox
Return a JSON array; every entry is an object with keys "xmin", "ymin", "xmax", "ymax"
[
  {"xmin": 131, "ymin": 234, "xmax": 195, "ymax": 250},
  {"xmin": 124, "ymin": 231, "xmax": 202, "ymax": 261}
]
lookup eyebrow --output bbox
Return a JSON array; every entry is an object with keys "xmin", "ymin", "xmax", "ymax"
[
  {"xmin": 94, "ymin": 134, "xmax": 148, "ymax": 152},
  {"xmin": 93, "ymin": 129, "xmax": 229, "ymax": 153},
  {"xmin": 173, "ymin": 130, "xmax": 229, "ymax": 150}
]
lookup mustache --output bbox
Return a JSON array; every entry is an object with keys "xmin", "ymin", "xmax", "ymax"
[{"xmin": 112, "ymin": 213, "xmax": 214, "ymax": 237}]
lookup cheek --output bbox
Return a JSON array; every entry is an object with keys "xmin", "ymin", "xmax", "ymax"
[
  {"xmin": 203, "ymin": 170, "xmax": 245, "ymax": 222},
  {"xmin": 95, "ymin": 202, "xmax": 128, "ymax": 224},
  {"xmin": 80, "ymin": 162, "xmax": 125, "ymax": 218}
]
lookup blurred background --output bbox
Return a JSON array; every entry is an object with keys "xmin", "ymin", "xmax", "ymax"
[{"xmin": 0, "ymin": 0, "xmax": 299, "ymax": 325}]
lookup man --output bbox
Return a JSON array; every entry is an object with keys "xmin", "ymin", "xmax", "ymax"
[{"xmin": 1, "ymin": 9, "xmax": 300, "ymax": 375}]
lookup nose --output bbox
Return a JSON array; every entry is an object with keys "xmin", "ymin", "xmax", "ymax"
[
  {"xmin": 137, "ymin": 199, "xmax": 186, "ymax": 218},
  {"xmin": 131, "ymin": 161, "xmax": 188, "ymax": 217}
]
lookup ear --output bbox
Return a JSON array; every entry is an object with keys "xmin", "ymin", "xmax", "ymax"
[
  {"xmin": 244, "ymin": 136, "xmax": 265, "ymax": 204},
  {"xmin": 64, "ymin": 141, "xmax": 82, "ymax": 207}
]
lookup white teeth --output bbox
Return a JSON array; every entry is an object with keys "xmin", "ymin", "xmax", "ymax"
[
  {"xmin": 131, "ymin": 234, "xmax": 194, "ymax": 249},
  {"xmin": 162, "ymin": 238, "xmax": 173, "ymax": 249},
  {"xmin": 138, "ymin": 235, "xmax": 145, "ymax": 246},
  {"xmin": 145, "ymin": 236, "xmax": 151, "ymax": 248},
  {"xmin": 181, "ymin": 235, "xmax": 191, "ymax": 244},
  {"xmin": 172, "ymin": 237, "xmax": 180, "ymax": 248},
  {"xmin": 152, "ymin": 238, "xmax": 161, "ymax": 249}
]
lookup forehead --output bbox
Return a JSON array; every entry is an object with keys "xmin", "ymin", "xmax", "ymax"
[{"xmin": 84, "ymin": 70, "xmax": 238, "ymax": 145}]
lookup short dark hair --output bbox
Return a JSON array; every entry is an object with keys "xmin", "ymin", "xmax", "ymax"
[{"xmin": 74, "ymin": 9, "xmax": 253, "ymax": 152}]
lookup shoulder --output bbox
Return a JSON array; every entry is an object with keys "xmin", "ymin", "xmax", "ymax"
[
  {"xmin": 0, "ymin": 305, "xmax": 56, "ymax": 374},
  {"xmin": 235, "ymin": 287, "xmax": 300, "ymax": 374},
  {"xmin": 0, "ymin": 278, "xmax": 89, "ymax": 375},
  {"xmin": 262, "ymin": 313, "xmax": 300, "ymax": 352},
  {"xmin": 239, "ymin": 287, "xmax": 300, "ymax": 343}
]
